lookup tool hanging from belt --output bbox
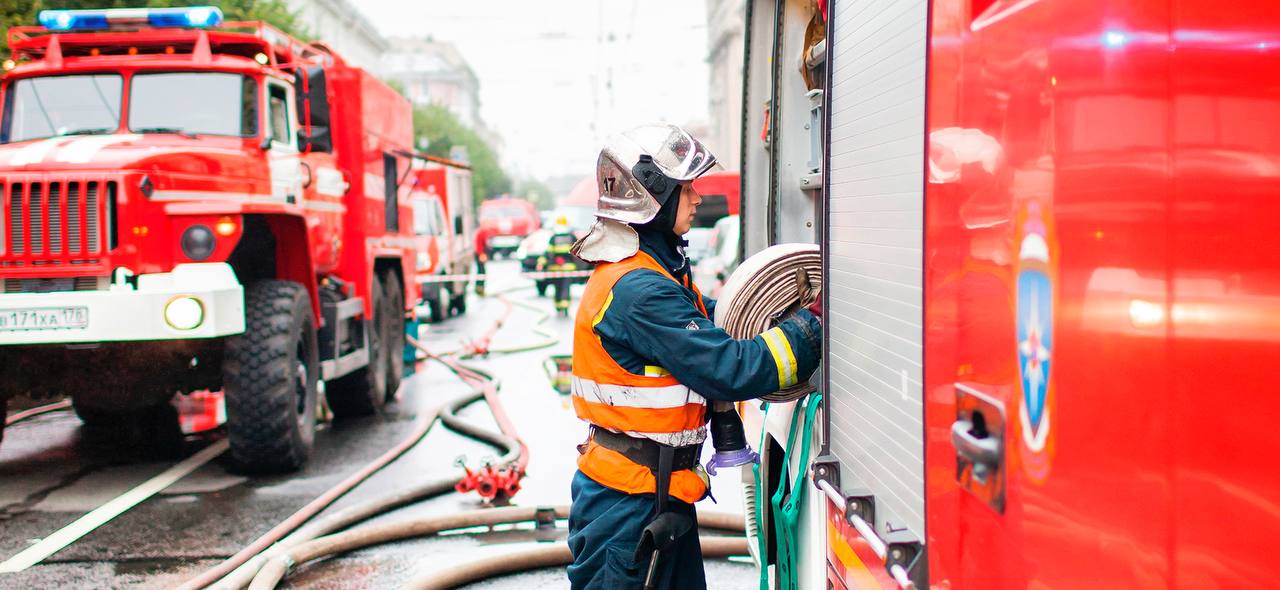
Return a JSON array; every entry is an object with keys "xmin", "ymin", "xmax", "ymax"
[{"xmin": 590, "ymin": 427, "xmax": 700, "ymax": 589}]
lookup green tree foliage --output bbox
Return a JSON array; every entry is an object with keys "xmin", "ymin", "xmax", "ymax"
[
  {"xmin": 0, "ymin": 0, "xmax": 306, "ymax": 56},
  {"xmin": 513, "ymin": 177, "xmax": 554, "ymax": 210},
  {"xmin": 412, "ymin": 103, "xmax": 510, "ymax": 207}
]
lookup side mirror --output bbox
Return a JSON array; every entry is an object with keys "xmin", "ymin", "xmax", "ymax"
[{"xmin": 259, "ymin": 134, "xmax": 273, "ymax": 151}]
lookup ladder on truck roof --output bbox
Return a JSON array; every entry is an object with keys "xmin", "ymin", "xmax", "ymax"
[{"xmin": 7, "ymin": 20, "xmax": 336, "ymax": 71}]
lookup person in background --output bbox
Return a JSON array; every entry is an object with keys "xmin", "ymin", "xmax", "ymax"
[
  {"xmin": 541, "ymin": 216, "xmax": 580, "ymax": 316},
  {"xmin": 474, "ymin": 225, "xmax": 489, "ymax": 297}
]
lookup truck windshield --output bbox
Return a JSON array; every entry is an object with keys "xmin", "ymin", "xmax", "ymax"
[
  {"xmin": 481, "ymin": 207, "xmax": 525, "ymax": 220},
  {"xmin": 129, "ymin": 73, "xmax": 257, "ymax": 137},
  {"xmin": 3, "ymin": 74, "xmax": 123, "ymax": 143}
]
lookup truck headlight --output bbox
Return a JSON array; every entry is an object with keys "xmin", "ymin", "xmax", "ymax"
[
  {"xmin": 164, "ymin": 296, "xmax": 205, "ymax": 330},
  {"xmin": 181, "ymin": 225, "xmax": 216, "ymax": 261}
]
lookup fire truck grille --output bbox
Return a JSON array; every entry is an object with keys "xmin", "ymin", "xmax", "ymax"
[
  {"xmin": 4, "ymin": 179, "xmax": 114, "ymax": 262},
  {"xmin": 3, "ymin": 276, "xmax": 105, "ymax": 293}
]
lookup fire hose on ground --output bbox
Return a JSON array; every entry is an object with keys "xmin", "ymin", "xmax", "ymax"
[
  {"xmin": 248, "ymin": 505, "xmax": 747, "ymax": 590},
  {"xmin": 406, "ymin": 535, "xmax": 749, "ymax": 590},
  {"xmin": 202, "ymin": 370, "xmax": 522, "ymax": 590},
  {"xmin": 193, "ymin": 298, "xmax": 536, "ymax": 590},
  {"xmin": 4, "ymin": 399, "xmax": 72, "ymax": 426},
  {"xmin": 197, "ymin": 272, "xmax": 761, "ymax": 589}
]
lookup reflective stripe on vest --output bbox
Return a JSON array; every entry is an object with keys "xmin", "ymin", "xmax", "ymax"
[{"xmin": 571, "ymin": 250, "xmax": 710, "ymax": 502}]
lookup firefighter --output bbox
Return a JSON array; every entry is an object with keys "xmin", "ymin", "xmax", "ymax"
[
  {"xmin": 541, "ymin": 215, "xmax": 580, "ymax": 316},
  {"xmin": 566, "ymin": 124, "xmax": 822, "ymax": 590},
  {"xmin": 474, "ymin": 226, "xmax": 489, "ymax": 297}
]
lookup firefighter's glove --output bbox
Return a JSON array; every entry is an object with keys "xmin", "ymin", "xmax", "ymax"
[
  {"xmin": 633, "ymin": 512, "xmax": 694, "ymax": 564},
  {"xmin": 807, "ymin": 297, "xmax": 822, "ymax": 318},
  {"xmin": 796, "ymin": 266, "xmax": 821, "ymax": 318}
]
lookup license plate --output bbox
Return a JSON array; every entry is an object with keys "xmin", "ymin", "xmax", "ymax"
[
  {"xmin": 0, "ymin": 306, "xmax": 89, "ymax": 331},
  {"xmin": 490, "ymin": 235, "xmax": 520, "ymax": 247}
]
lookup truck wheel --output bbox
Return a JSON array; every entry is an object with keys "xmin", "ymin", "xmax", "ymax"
[
  {"xmin": 326, "ymin": 277, "xmax": 388, "ymax": 417},
  {"xmin": 72, "ymin": 398, "xmax": 116, "ymax": 427},
  {"xmin": 424, "ymin": 281, "xmax": 446, "ymax": 323},
  {"xmin": 223, "ymin": 280, "xmax": 319, "ymax": 473},
  {"xmin": 383, "ymin": 271, "xmax": 405, "ymax": 402},
  {"xmin": 449, "ymin": 284, "xmax": 467, "ymax": 315}
]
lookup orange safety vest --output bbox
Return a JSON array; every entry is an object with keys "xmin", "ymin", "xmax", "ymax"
[{"xmin": 572, "ymin": 250, "xmax": 710, "ymax": 503}]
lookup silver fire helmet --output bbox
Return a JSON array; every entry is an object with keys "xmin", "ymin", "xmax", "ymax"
[{"xmin": 593, "ymin": 124, "xmax": 718, "ymax": 225}]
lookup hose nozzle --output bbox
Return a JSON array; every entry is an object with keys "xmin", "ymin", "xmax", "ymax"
[{"xmin": 705, "ymin": 401, "xmax": 759, "ymax": 475}]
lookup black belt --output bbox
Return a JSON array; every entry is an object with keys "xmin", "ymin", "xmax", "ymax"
[{"xmin": 590, "ymin": 427, "xmax": 702, "ymax": 473}]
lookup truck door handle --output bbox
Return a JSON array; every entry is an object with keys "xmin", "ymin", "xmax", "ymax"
[{"xmin": 951, "ymin": 419, "xmax": 999, "ymax": 466}]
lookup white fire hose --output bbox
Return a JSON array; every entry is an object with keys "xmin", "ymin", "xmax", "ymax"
[{"xmin": 714, "ymin": 243, "xmax": 822, "ymax": 402}]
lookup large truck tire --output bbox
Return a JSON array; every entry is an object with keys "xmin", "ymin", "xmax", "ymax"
[
  {"xmin": 448, "ymin": 266, "xmax": 469, "ymax": 315},
  {"xmin": 223, "ymin": 280, "xmax": 319, "ymax": 473},
  {"xmin": 424, "ymin": 280, "xmax": 446, "ymax": 324},
  {"xmin": 326, "ymin": 276, "xmax": 388, "ymax": 417},
  {"xmin": 383, "ymin": 271, "xmax": 406, "ymax": 402},
  {"xmin": 72, "ymin": 397, "xmax": 116, "ymax": 427}
]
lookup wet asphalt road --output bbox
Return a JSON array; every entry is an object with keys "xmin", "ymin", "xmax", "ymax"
[{"xmin": 0, "ymin": 260, "xmax": 754, "ymax": 589}]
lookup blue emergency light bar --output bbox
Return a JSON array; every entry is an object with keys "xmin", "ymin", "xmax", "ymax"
[{"xmin": 37, "ymin": 6, "xmax": 224, "ymax": 31}]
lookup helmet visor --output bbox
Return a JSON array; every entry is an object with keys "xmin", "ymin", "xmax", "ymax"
[{"xmin": 621, "ymin": 125, "xmax": 718, "ymax": 181}]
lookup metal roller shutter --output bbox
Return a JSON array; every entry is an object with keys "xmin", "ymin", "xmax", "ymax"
[{"xmin": 825, "ymin": 0, "xmax": 928, "ymax": 538}]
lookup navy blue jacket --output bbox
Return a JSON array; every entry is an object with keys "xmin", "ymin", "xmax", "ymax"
[{"xmin": 593, "ymin": 232, "xmax": 821, "ymax": 402}]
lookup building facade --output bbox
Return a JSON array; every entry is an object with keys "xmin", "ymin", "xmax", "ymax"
[
  {"xmin": 286, "ymin": 0, "xmax": 389, "ymax": 74},
  {"xmin": 383, "ymin": 37, "xmax": 483, "ymax": 131},
  {"xmin": 706, "ymin": 0, "xmax": 746, "ymax": 170}
]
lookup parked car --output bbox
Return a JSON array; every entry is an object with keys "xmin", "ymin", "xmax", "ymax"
[
  {"xmin": 692, "ymin": 215, "xmax": 740, "ymax": 298},
  {"xmin": 684, "ymin": 227, "xmax": 714, "ymax": 265}
]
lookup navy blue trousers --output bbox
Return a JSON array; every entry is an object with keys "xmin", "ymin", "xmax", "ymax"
[{"xmin": 567, "ymin": 470, "xmax": 706, "ymax": 590}]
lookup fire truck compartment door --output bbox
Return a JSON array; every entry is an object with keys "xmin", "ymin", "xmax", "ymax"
[{"xmin": 825, "ymin": 0, "xmax": 928, "ymax": 542}]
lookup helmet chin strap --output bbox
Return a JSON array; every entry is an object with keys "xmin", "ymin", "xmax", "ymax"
[
  {"xmin": 630, "ymin": 155, "xmax": 691, "ymax": 267},
  {"xmin": 635, "ymin": 182, "xmax": 683, "ymax": 237}
]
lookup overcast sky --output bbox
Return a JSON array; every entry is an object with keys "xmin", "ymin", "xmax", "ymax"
[{"xmin": 356, "ymin": 0, "xmax": 711, "ymax": 184}]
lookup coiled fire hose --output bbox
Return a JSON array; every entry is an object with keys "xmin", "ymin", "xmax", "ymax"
[
  {"xmin": 713, "ymin": 243, "xmax": 822, "ymax": 402},
  {"xmin": 247, "ymin": 506, "xmax": 747, "ymax": 590},
  {"xmin": 195, "ymin": 298, "xmax": 539, "ymax": 590}
]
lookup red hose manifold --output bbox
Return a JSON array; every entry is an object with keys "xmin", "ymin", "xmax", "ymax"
[
  {"xmin": 454, "ymin": 458, "xmax": 525, "ymax": 502},
  {"xmin": 454, "ymin": 458, "xmax": 480, "ymax": 494}
]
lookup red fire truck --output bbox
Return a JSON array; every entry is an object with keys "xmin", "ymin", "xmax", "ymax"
[
  {"xmin": 408, "ymin": 161, "xmax": 475, "ymax": 323},
  {"xmin": 0, "ymin": 7, "xmax": 423, "ymax": 472},
  {"xmin": 738, "ymin": 0, "xmax": 1279, "ymax": 588}
]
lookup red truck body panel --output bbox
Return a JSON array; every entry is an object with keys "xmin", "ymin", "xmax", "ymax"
[
  {"xmin": 691, "ymin": 170, "xmax": 740, "ymax": 216},
  {"xmin": 922, "ymin": 0, "xmax": 1280, "ymax": 587},
  {"xmin": 408, "ymin": 163, "xmax": 474, "ymax": 280}
]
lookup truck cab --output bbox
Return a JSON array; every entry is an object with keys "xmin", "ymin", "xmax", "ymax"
[
  {"xmin": 409, "ymin": 162, "xmax": 474, "ymax": 322},
  {"xmin": 478, "ymin": 196, "xmax": 539, "ymax": 259},
  {"xmin": 0, "ymin": 7, "xmax": 422, "ymax": 473}
]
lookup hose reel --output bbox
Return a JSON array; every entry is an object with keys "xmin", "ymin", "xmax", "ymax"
[{"xmin": 714, "ymin": 243, "xmax": 822, "ymax": 403}]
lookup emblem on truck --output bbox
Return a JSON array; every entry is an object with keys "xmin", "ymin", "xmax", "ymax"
[{"xmin": 1015, "ymin": 201, "xmax": 1056, "ymax": 481}]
